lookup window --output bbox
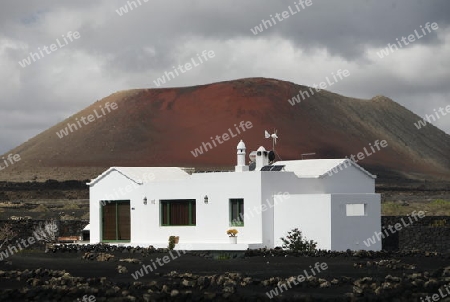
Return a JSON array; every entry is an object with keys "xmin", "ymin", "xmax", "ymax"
[
  {"xmin": 160, "ymin": 199, "xmax": 196, "ymax": 226},
  {"xmin": 346, "ymin": 203, "xmax": 367, "ymax": 216},
  {"xmin": 102, "ymin": 200, "xmax": 130, "ymax": 241},
  {"xmin": 230, "ymin": 198, "xmax": 244, "ymax": 226}
]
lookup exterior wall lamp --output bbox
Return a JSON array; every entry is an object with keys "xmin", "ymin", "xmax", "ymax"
[
  {"xmin": 143, "ymin": 197, "xmax": 147, "ymax": 205},
  {"xmin": 204, "ymin": 195, "xmax": 209, "ymax": 204}
]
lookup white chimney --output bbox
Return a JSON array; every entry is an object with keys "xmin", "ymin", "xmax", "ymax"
[
  {"xmin": 255, "ymin": 146, "xmax": 269, "ymax": 170},
  {"xmin": 235, "ymin": 140, "xmax": 249, "ymax": 172}
]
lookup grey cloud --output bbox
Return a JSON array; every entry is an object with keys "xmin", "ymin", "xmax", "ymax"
[{"xmin": 0, "ymin": 0, "xmax": 449, "ymax": 155}]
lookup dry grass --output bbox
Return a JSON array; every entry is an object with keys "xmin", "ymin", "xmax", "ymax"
[
  {"xmin": 382, "ymin": 199, "xmax": 450, "ymax": 216},
  {"xmin": 30, "ymin": 204, "xmax": 50, "ymax": 212},
  {"xmin": 61, "ymin": 203, "xmax": 80, "ymax": 210}
]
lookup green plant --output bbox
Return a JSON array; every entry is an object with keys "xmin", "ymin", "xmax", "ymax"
[
  {"xmin": 280, "ymin": 228, "xmax": 317, "ymax": 252},
  {"xmin": 431, "ymin": 199, "xmax": 450, "ymax": 205},
  {"xmin": 429, "ymin": 219, "xmax": 447, "ymax": 227},
  {"xmin": 168, "ymin": 236, "xmax": 177, "ymax": 250},
  {"xmin": 227, "ymin": 229, "xmax": 238, "ymax": 237},
  {"xmin": 382, "ymin": 201, "xmax": 402, "ymax": 214},
  {"xmin": 216, "ymin": 252, "xmax": 231, "ymax": 260},
  {"xmin": 230, "ymin": 219, "xmax": 244, "ymax": 227}
]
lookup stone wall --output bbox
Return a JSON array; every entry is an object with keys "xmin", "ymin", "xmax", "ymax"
[
  {"xmin": 1, "ymin": 218, "xmax": 449, "ymax": 252},
  {"xmin": 381, "ymin": 216, "xmax": 450, "ymax": 252},
  {"xmin": 0, "ymin": 219, "xmax": 89, "ymax": 243}
]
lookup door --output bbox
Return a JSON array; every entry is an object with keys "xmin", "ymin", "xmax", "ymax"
[{"xmin": 102, "ymin": 200, "xmax": 130, "ymax": 241}]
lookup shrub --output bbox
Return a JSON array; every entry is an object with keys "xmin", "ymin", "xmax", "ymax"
[
  {"xmin": 0, "ymin": 223, "xmax": 17, "ymax": 249},
  {"xmin": 280, "ymin": 228, "xmax": 317, "ymax": 252},
  {"xmin": 33, "ymin": 219, "xmax": 58, "ymax": 243},
  {"xmin": 168, "ymin": 236, "xmax": 177, "ymax": 250}
]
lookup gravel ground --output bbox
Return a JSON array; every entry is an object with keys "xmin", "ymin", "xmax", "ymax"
[{"xmin": 0, "ymin": 246, "xmax": 449, "ymax": 301}]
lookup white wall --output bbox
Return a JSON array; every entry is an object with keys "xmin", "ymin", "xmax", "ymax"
[
  {"xmin": 132, "ymin": 172, "xmax": 262, "ymax": 245},
  {"xmin": 260, "ymin": 172, "xmax": 326, "ymax": 247},
  {"xmin": 330, "ymin": 194, "xmax": 381, "ymax": 251},
  {"xmin": 323, "ymin": 165, "xmax": 375, "ymax": 193},
  {"xmin": 89, "ymin": 170, "xmax": 141, "ymax": 243},
  {"xmin": 89, "ymin": 166, "xmax": 380, "ymax": 251},
  {"xmin": 273, "ymin": 194, "xmax": 332, "ymax": 250},
  {"xmin": 91, "ymin": 170, "xmax": 263, "ymax": 246}
]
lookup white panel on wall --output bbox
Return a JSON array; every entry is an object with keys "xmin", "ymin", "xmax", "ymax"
[{"xmin": 346, "ymin": 203, "xmax": 366, "ymax": 216}]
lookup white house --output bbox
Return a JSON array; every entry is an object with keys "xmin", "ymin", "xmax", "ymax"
[{"xmin": 88, "ymin": 140, "xmax": 381, "ymax": 251}]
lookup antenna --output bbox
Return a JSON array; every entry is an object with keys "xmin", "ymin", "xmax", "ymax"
[{"xmin": 301, "ymin": 152, "xmax": 316, "ymax": 160}]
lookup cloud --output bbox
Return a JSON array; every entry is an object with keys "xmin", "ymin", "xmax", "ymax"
[{"xmin": 0, "ymin": 0, "xmax": 449, "ymax": 154}]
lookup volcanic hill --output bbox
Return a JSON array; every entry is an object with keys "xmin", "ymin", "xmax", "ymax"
[{"xmin": 2, "ymin": 78, "xmax": 449, "ymax": 182}]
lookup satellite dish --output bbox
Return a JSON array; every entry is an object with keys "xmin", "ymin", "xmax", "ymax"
[{"xmin": 268, "ymin": 151, "xmax": 275, "ymax": 162}]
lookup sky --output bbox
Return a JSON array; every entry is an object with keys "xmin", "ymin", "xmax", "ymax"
[{"xmin": 1, "ymin": 0, "xmax": 449, "ymax": 154}]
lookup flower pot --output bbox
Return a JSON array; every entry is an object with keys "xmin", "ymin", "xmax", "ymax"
[
  {"xmin": 229, "ymin": 236, "xmax": 237, "ymax": 244},
  {"xmin": 174, "ymin": 236, "xmax": 179, "ymax": 244}
]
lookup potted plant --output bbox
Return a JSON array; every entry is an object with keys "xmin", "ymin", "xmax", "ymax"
[
  {"xmin": 168, "ymin": 236, "xmax": 179, "ymax": 250},
  {"xmin": 227, "ymin": 229, "xmax": 238, "ymax": 244}
]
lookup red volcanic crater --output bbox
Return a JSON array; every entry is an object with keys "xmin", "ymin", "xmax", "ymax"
[{"xmin": 2, "ymin": 78, "xmax": 449, "ymax": 181}]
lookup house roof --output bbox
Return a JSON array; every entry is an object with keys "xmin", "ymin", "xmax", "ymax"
[
  {"xmin": 87, "ymin": 167, "xmax": 190, "ymax": 186},
  {"xmin": 272, "ymin": 159, "xmax": 376, "ymax": 179}
]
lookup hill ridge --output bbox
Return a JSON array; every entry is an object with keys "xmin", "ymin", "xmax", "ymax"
[{"xmin": 1, "ymin": 77, "xmax": 449, "ymax": 182}]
